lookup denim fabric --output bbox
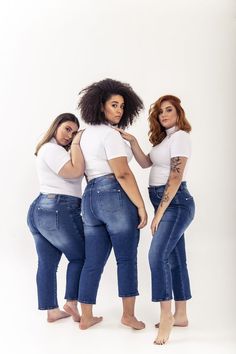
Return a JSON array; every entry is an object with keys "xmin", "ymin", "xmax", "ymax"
[
  {"xmin": 148, "ymin": 182, "xmax": 195, "ymax": 302},
  {"xmin": 78, "ymin": 174, "xmax": 140, "ymax": 304},
  {"xmin": 27, "ymin": 194, "xmax": 85, "ymax": 310}
]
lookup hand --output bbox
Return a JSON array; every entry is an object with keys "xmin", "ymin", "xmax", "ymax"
[
  {"xmin": 151, "ymin": 215, "xmax": 161, "ymax": 236},
  {"xmin": 72, "ymin": 129, "xmax": 85, "ymax": 144},
  {"xmin": 115, "ymin": 128, "xmax": 136, "ymax": 144},
  {"xmin": 137, "ymin": 206, "xmax": 148, "ymax": 229}
]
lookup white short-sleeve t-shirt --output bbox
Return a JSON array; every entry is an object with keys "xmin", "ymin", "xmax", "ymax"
[
  {"xmin": 80, "ymin": 124, "xmax": 133, "ymax": 181},
  {"xmin": 36, "ymin": 138, "xmax": 83, "ymax": 197},
  {"xmin": 149, "ymin": 128, "xmax": 191, "ymax": 186}
]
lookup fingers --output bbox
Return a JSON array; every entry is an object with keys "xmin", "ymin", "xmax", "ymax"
[
  {"xmin": 151, "ymin": 223, "xmax": 157, "ymax": 236},
  {"xmin": 114, "ymin": 127, "xmax": 124, "ymax": 133},
  {"xmin": 137, "ymin": 210, "xmax": 148, "ymax": 229},
  {"xmin": 137, "ymin": 217, "xmax": 147, "ymax": 229}
]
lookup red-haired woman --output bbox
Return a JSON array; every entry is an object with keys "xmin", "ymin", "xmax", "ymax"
[{"xmin": 117, "ymin": 95, "xmax": 195, "ymax": 345}]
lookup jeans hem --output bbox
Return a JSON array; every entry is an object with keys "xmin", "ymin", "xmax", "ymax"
[
  {"xmin": 174, "ymin": 296, "xmax": 192, "ymax": 301},
  {"xmin": 119, "ymin": 292, "xmax": 139, "ymax": 298},
  {"xmin": 152, "ymin": 297, "xmax": 173, "ymax": 302},
  {"xmin": 39, "ymin": 305, "xmax": 58, "ymax": 310},
  {"xmin": 78, "ymin": 299, "xmax": 96, "ymax": 305}
]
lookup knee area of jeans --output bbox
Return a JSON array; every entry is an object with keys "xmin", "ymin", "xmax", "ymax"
[
  {"xmin": 116, "ymin": 258, "xmax": 137, "ymax": 265},
  {"xmin": 83, "ymin": 263, "xmax": 104, "ymax": 273},
  {"xmin": 149, "ymin": 255, "xmax": 168, "ymax": 268},
  {"xmin": 38, "ymin": 259, "xmax": 60, "ymax": 269},
  {"xmin": 68, "ymin": 257, "xmax": 85, "ymax": 263}
]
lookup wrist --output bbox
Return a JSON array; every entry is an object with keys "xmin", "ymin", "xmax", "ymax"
[{"xmin": 130, "ymin": 138, "xmax": 137, "ymax": 145}]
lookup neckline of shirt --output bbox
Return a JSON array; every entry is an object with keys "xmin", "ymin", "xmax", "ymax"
[{"xmin": 166, "ymin": 126, "xmax": 178, "ymax": 136}]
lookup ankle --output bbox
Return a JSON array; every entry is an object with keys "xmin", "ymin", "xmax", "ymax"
[
  {"xmin": 66, "ymin": 300, "xmax": 77, "ymax": 306},
  {"xmin": 160, "ymin": 312, "xmax": 173, "ymax": 319},
  {"xmin": 48, "ymin": 308, "xmax": 59, "ymax": 313},
  {"xmin": 122, "ymin": 313, "xmax": 135, "ymax": 319}
]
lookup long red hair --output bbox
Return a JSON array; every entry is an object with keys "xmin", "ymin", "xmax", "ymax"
[{"xmin": 148, "ymin": 95, "xmax": 191, "ymax": 146}]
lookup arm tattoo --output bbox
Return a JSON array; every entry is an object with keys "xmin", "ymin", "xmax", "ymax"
[
  {"xmin": 160, "ymin": 180, "xmax": 170, "ymax": 207},
  {"xmin": 171, "ymin": 157, "xmax": 181, "ymax": 173}
]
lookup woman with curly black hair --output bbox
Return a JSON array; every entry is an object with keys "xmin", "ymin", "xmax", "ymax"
[{"xmin": 77, "ymin": 78, "xmax": 147, "ymax": 330}]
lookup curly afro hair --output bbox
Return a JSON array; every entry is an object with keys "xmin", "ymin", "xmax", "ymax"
[{"xmin": 78, "ymin": 78, "xmax": 144, "ymax": 129}]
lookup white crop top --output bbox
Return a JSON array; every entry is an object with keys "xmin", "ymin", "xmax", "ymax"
[
  {"xmin": 80, "ymin": 124, "xmax": 133, "ymax": 181},
  {"xmin": 36, "ymin": 138, "xmax": 83, "ymax": 198},
  {"xmin": 149, "ymin": 127, "xmax": 191, "ymax": 186}
]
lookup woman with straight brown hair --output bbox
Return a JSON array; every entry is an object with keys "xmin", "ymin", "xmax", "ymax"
[
  {"xmin": 117, "ymin": 95, "xmax": 195, "ymax": 345},
  {"xmin": 27, "ymin": 113, "xmax": 85, "ymax": 323}
]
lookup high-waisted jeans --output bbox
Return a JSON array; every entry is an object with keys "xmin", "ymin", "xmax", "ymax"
[
  {"xmin": 78, "ymin": 174, "xmax": 140, "ymax": 304},
  {"xmin": 27, "ymin": 194, "xmax": 85, "ymax": 310},
  {"xmin": 148, "ymin": 182, "xmax": 195, "ymax": 302}
]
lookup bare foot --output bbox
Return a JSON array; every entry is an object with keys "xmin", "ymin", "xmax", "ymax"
[
  {"xmin": 155, "ymin": 315, "xmax": 188, "ymax": 328},
  {"xmin": 79, "ymin": 316, "xmax": 103, "ymax": 330},
  {"xmin": 63, "ymin": 302, "xmax": 81, "ymax": 322},
  {"xmin": 121, "ymin": 315, "xmax": 145, "ymax": 330},
  {"xmin": 47, "ymin": 308, "xmax": 71, "ymax": 323},
  {"xmin": 154, "ymin": 315, "xmax": 174, "ymax": 345}
]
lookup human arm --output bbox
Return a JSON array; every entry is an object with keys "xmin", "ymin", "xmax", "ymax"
[
  {"xmin": 115, "ymin": 128, "xmax": 152, "ymax": 168},
  {"xmin": 150, "ymin": 156, "xmax": 187, "ymax": 235},
  {"xmin": 58, "ymin": 130, "xmax": 85, "ymax": 178},
  {"xmin": 108, "ymin": 156, "xmax": 147, "ymax": 229}
]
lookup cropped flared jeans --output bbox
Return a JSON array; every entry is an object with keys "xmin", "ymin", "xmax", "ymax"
[{"xmin": 148, "ymin": 182, "xmax": 195, "ymax": 302}]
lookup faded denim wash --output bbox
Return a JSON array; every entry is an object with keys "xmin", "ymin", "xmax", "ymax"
[
  {"xmin": 27, "ymin": 194, "xmax": 85, "ymax": 310},
  {"xmin": 78, "ymin": 174, "xmax": 140, "ymax": 304},
  {"xmin": 148, "ymin": 182, "xmax": 195, "ymax": 302}
]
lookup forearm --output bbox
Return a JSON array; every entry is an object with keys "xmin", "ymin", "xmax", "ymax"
[
  {"xmin": 116, "ymin": 170, "xmax": 145, "ymax": 209},
  {"xmin": 155, "ymin": 176, "xmax": 182, "ymax": 219},
  {"xmin": 130, "ymin": 139, "xmax": 152, "ymax": 168},
  {"xmin": 70, "ymin": 144, "xmax": 85, "ymax": 176}
]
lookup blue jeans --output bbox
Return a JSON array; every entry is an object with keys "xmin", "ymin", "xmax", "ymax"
[
  {"xmin": 78, "ymin": 174, "xmax": 140, "ymax": 304},
  {"xmin": 148, "ymin": 182, "xmax": 195, "ymax": 302},
  {"xmin": 27, "ymin": 194, "xmax": 85, "ymax": 310}
]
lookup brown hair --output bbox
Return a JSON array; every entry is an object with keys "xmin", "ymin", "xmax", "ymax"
[
  {"xmin": 35, "ymin": 113, "xmax": 79, "ymax": 156},
  {"xmin": 148, "ymin": 95, "xmax": 191, "ymax": 146}
]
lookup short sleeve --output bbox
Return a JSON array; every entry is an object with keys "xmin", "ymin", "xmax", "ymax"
[
  {"xmin": 39, "ymin": 143, "xmax": 71, "ymax": 174},
  {"xmin": 170, "ymin": 131, "xmax": 191, "ymax": 158},
  {"xmin": 103, "ymin": 129, "xmax": 128, "ymax": 160}
]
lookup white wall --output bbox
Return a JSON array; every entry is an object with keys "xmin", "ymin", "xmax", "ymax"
[{"xmin": 0, "ymin": 0, "xmax": 235, "ymax": 352}]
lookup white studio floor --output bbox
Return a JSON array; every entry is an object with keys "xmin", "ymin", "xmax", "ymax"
[{"xmin": 1, "ymin": 234, "xmax": 235, "ymax": 354}]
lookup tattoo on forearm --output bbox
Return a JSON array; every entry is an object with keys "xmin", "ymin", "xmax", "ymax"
[
  {"xmin": 160, "ymin": 180, "xmax": 170, "ymax": 207},
  {"xmin": 171, "ymin": 157, "xmax": 181, "ymax": 173}
]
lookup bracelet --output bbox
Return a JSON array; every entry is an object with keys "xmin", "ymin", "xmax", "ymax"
[{"xmin": 72, "ymin": 143, "xmax": 80, "ymax": 145}]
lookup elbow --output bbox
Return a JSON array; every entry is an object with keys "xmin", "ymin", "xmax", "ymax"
[
  {"xmin": 114, "ymin": 170, "xmax": 131, "ymax": 180},
  {"xmin": 169, "ymin": 174, "xmax": 183, "ymax": 185},
  {"xmin": 141, "ymin": 161, "xmax": 152, "ymax": 169}
]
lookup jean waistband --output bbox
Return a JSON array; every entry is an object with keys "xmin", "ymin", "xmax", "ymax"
[
  {"xmin": 148, "ymin": 181, "xmax": 187, "ymax": 191},
  {"xmin": 38, "ymin": 193, "xmax": 81, "ymax": 203},
  {"xmin": 87, "ymin": 174, "xmax": 116, "ymax": 186}
]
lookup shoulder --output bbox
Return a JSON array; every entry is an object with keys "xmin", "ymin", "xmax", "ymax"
[
  {"xmin": 103, "ymin": 126, "xmax": 123, "ymax": 140},
  {"xmin": 38, "ymin": 142, "xmax": 66, "ymax": 157},
  {"xmin": 172, "ymin": 130, "xmax": 191, "ymax": 142}
]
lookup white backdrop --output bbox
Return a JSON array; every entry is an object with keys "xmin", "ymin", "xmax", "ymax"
[{"xmin": 0, "ymin": 1, "xmax": 235, "ymax": 353}]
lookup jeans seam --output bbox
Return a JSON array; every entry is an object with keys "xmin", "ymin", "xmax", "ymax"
[{"xmin": 162, "ymin": 202, "xmax": 181, "ymax": 299}]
